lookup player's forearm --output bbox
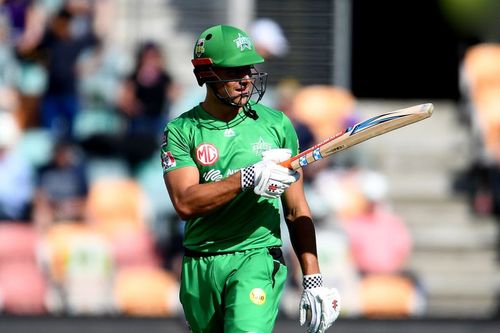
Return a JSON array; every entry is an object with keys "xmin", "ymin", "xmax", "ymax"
[
  {"xmin": 286, "ymin": 216, "xmax": 321, "ymax": 275},
  {"xmin": 171, "ymin": 172, "xmax": 242, "ymax": 220}
]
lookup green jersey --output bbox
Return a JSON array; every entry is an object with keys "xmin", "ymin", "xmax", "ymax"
[{"xmin": 161, "ymin": 103, "xmax": 299, "ymax": 253}]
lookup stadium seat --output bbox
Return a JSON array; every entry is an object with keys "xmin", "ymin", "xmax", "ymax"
[
  {"xmin": 0, "ymin": 261, "xmax": 47, "ymax": 315},
  {"xmin": 85, "ymin": 178, "xmax": 150, "ymax": 235},
  {"xmin": 38, "ymin": 222, "xmax": 115, "ymax": 315},
  {"xmin": 109, "ymin": 225, "xmax": 161, "ymax": 268},
  {"xmin": 0, "ymin": 222, "xmax": 38, "ymax": 264},
  {"xmin": 462, "ymin": 43, "xmax": 500, "ymax": 161},
  {"xmin": 113, "ymin": 266, "xmax": 180, "ymax": 317},
  {"xmin": 359, "ymin": 274, "xmax": 419, "ymax": 318},
  {"xmin": 292, "ymin": 85, "xmax": 356, "ymax": 140}
]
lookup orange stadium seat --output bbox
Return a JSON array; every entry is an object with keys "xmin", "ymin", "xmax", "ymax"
[
  {"xmin": 292, "ymin": 85, "xmax": 356, "ymax": 140},
  {"xmin": 462, "ymin": 43, "xmax": 500, "ymax": 161},
  {"xmin": 359, "ymin": 274, "xmax": 418, "ymax": 318},
  {"xmin": 85, "ymin": 178, "xmax": 149, "ymax": 235},
  {"xmin": 114, "ymin": 266, "xmax": 179, "ymax": 317}
]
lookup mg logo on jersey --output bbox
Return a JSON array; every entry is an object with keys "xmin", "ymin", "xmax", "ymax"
[{"xmin": 196, "ymin": 143, "xmax": 219, "ymax": 166}]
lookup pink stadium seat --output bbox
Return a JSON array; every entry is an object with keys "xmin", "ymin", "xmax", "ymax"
[
  {"xmin": 0, "ymin": 261, "xmax": 47, "ymax": 314},
  {"xmin": 110, "ymin": 226, "xmax": 161, "ymax": 268},
  {"xmin": 0, "ymin": 223, "xmax": 38, "ymax": 264}
]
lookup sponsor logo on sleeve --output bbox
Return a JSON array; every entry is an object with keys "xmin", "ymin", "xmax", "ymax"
[{"xmin": 161, "ymin": 151, "xmax": 176, "ymax": 170}]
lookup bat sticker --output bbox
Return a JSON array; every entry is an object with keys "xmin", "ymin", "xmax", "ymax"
[
  {"xmin": 312, "ymin": 148, "xmax": 322, "ymax": 160},
  {"xmin": 299, "ymin": 156, "xmax": 308, "ymax": 167}
]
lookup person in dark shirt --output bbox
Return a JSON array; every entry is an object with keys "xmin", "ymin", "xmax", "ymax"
[
  {"xmin": 37, "ymin": 7, "xmax": 99, "ymax": 140},
  {"xmin": 117, "ymin": 40, "xmax": 176, "ymax": 173},
  {"xmin": 33, "ymin": 140, "xmax": 88, "ymax": 230}
]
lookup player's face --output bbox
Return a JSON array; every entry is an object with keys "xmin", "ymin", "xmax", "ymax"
[{"xmin": 212, "ymin": 66, "xmax": 253, "ymax": 106}]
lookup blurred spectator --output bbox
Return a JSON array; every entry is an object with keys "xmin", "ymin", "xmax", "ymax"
[
  {"xmin": 336, "ymin": 169, "xmax": 425, "ymax": 317},
  {"xmin": 33, "ymin": 140, "xmax": 89, "ymax": 231},
  {"xmin": 116, "ymin": 40, "xmax": 177, "ymax": 173},
  {"xmin": 75, "ymin": 41, "xmax": 129, "ymax": 158},
  {"xmin": 249, "ymin": 18, "xmax": 289, "ymax": 59},
  {"xmin": 32, "ymin": 5, "xmax": 100, "ymax": 140},
  {"xmin": 0, "ymin": 111, "xmax": 34, "ymax": 221},
  {"xmin": 340, "ymin": 170, "xmax": 412, "ymax": 275},
  {"xmin": 3, "ymin": 0, "xmax": 49, "ymax": 130},
  {"xmin": 0, "ymin": 11, "xmax": 20, "ymax": 113}
]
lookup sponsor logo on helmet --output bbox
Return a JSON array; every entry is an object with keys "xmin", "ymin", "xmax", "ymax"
[
  {"xmin": 233, "ymin": 33, "xmax": 253, "ymax": 51},
  {"xmin": 249, "ymin": 288, "xmax": 266, "ymax": 305},
  {"xmin": 161, "ymin": 151, "xmax": 176, "ymax": 171},
  {"xmin": 195, "ymin": 39, "xmax": 205, "ymax": 57},
  {"xmin": 196, "ymin": 143, "xmax": 219, "ymax": 166}
]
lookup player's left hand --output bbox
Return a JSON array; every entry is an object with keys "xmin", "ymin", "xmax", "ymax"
[{"xmin": 299, "ymin": 274, "xmax": 341, "ymax": 333}]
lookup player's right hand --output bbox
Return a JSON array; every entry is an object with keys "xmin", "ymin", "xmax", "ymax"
[{"xmin": 241, "ymin": 160, "xmax": 299, "ymax": 198}]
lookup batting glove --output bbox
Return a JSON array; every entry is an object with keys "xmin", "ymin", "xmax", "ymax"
[
  {"xmin": 299, "ymin": 274, "xmax": 341, "ymax": 333},
  {"xmin": 241, "ymin": 148, "xmax": 299, "ymax": 198},
  {"xmin": 241, "ymin": 160, "xmax": 299, "ymax": 198},
  {"xmin": 262, "ymin": 148, "xmax": 293, "ymax": 163}
]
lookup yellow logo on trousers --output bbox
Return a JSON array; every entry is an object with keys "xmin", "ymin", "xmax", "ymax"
[{"xmin": 249, "ymin": 288, "xmax": 266, "ymax": 305}]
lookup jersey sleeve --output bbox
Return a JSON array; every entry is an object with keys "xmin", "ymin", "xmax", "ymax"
[
  {"xmin": 281, "ymin": 114, "xmax": 300, "ymax": 155},
  {"xmin": 160, "ymin": 122, "xmax": 196, "ymax": 174}
]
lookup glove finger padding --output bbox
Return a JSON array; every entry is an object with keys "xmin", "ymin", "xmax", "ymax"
[
  {"xmin": 308, "ymin": 290, "xmax": 322, "ymax": 333},
  {"xmin": 262, "ymin": 148, "xmax": 292, "ymax": 163}
]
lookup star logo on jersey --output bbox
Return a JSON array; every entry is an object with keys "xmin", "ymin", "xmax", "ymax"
[
  {"xmin": 233, "ymin": 33, "xmax": 252, "ymax": 51},
  {"xmin": 251, "ymin": 137, "xmax": 271, "ymax": 156}
]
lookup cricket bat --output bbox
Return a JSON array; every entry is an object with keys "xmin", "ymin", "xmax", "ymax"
[{"xmin": 280, "ymin": 103, "xmax": 434, "ymax": 170}]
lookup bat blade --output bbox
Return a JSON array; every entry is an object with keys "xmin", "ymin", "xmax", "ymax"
[{"xmin": 281, "ymin": 103, "xmax": 434, "ymax": 170}]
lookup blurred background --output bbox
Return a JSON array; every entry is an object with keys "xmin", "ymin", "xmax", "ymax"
[{"xmin": 0, "ymin": 0, "xmax": 500, "ymax": 332}]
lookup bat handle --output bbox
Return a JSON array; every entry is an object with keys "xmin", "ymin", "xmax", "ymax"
[{"xmin": 280, "ymin": 159, "xmax": 293, "ymax": 170}]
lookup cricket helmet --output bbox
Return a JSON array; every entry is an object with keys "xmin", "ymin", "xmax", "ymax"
[{"xmin": 191, "ymin": 25, "xmax": 267, "ymax": 109}]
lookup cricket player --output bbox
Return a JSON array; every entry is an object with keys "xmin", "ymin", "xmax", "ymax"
[{"xmin": 161, "ymin": 24, "xmax": 340, "ymax": 333}]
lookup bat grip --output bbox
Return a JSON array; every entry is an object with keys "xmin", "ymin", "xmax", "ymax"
[{"xmin": 280, "ymin": 159, "xmax": 293, "ymax": 170}]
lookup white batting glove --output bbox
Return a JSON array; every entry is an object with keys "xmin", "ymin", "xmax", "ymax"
[
  {"xmin": 241, "ymin": 160, "xmax": 298, "ymax": 198},
  {"xmin": 262, "ymin": 148, "xmax": 293, "ymax": 163},
  {"xmin": 299, "ymin": 274, "xmax": 341, "ymax": 333}
]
